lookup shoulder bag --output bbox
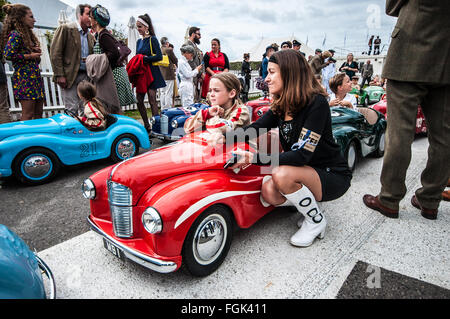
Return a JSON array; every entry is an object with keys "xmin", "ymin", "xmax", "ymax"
[{"xmin": 149, "ymin": 38, "xmax": 170, "ymax": 67}]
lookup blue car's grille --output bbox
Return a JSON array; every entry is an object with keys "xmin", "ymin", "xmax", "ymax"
[
  {"xmin": 161, "ymin": 115, "xmax": 169, "ymax": 135},
  {"xmin": 107, "ymin": 181, "xmax": 133, "ymax": 238}
]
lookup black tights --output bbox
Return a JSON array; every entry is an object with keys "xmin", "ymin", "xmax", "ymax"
[{"xmin": 136, "ymin": 89, "xmax": 159, "ymax": 131}]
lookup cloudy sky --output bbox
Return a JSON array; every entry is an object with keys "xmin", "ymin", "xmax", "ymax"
[{"xmin": 60, "ymin": 0, "xmax": 397, "ymax": 61}]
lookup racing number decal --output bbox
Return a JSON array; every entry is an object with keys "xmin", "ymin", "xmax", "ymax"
[{"xmin": 80, "ymin": 142, "xmax": 98, "ymax": 158}]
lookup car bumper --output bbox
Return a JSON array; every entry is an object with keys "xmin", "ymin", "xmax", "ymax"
[
  {"xmin": 0, "ymin": 168, "xmax": 12, "ymax": 178},
  {"xmin": 87, "ymin": 216, "xmax": 178, "ymax": 274},
  {"xmin": 149, "ymin": 132, "xmax": 181, "ymax": 141}
]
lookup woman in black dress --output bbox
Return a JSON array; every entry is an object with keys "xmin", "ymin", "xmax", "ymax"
[
  {"xmin": 212, "ymin": 50, "xmax": 352, "ymax": 247},
  {"xmin": 241, "ymin": 53, "xmax": 251, "ymax": 103},
  {"xmin": 135, "ymin": 14, "xmax": 166, "ymax": 119}
]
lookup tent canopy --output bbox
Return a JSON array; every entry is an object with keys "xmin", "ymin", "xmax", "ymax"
[{"xmin": 245, "ymin": 36, "xmax": 315, "ymax": 62}]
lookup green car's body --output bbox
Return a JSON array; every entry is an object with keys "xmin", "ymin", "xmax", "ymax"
[
  {"xmin": 331, "ymin": 107, "xmax": 386, "ymax": 171},
  {"xmin": 350, "ymin": 86, "xmax": 385, "ymax": 107}
]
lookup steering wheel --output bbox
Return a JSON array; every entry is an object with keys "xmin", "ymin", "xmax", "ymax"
[{"xmin": 64, "ymin": 109, "xmax": 86, "ymax": 126}]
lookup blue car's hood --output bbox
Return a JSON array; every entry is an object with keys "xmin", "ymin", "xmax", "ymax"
[{"xmin": 0, "ymin": 116, "xmax": 62, "ymax": 141}]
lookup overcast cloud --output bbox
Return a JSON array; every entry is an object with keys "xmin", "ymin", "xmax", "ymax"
[{"xmin": 60, "ymin": 0, "xmax": 397, "ymax": 61}]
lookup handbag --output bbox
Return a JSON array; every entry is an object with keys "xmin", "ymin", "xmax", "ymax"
[
  {"xmin": 116, "ymin": 40, "xmax": 131, "ymax": 65},
  {"xmin": 149, "ymin": 38, "xmax": 170, "ymax": 67}
]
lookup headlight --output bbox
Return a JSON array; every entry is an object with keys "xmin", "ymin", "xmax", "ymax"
[
  {"xmin": 82, "ymin": 178, "xmax": 96, "ymax": 199},
  {"xmin": 150, "ymin": 117, "xmax": 156, "ymax": 125},
  {"xmin": 142, "ymin": 207, "xmax": 162, "ymax": 234},
  {"xmin": 171, "ymin": 119, "xmax": 178, "ymax": 129}
]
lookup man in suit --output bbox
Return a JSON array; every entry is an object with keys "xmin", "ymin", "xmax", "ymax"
[
  {"xmin": 50, "ymin": 4, "xmax": 95, "ymax": 114},
  {"xmin": 184, "ymin": 27, "xmax": 203, "ymax": 103},
  {"xmin": 363, "ymin": 0, "xmax": 450, "ymax": 220},
  {"xmin": 360, "ymin": 60, "xmax": 374, "ymax": 88},
  {"xmin": 159, "ymin": 37, "xmax": 178, "ymax": 110}
]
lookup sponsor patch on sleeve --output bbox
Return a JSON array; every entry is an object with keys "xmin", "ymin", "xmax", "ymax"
[{"xmin": 291, "ymin": 128, "xmax": 321, "ymax": 152}]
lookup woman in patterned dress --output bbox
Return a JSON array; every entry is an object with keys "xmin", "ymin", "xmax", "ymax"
[
  {"xmin": 135, "ymin": 14, "xmax": 166, "ymax": 118},
  {"xmin": 1, "ymin": 4, "xmax": 44, "ymax": 120},
  {"xmin": 201, "ymin": 38, "xmax": 230, "ymax": 99},
  {"xmin": 89, "ymin": 5, "xmax": 135, "ymax": 111}
]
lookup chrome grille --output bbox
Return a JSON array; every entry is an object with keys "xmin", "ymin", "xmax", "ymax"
[
  {"xmin": 108, "ymin": 181, "xmax": 133, "ymax": 238},
  {"xmin": 161, "ymin": 114, "xmax": 169, "ymax": 135}
]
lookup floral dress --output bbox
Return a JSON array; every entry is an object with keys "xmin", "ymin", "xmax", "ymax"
[
  {"xmin": 3, "ymin": 31, "xmax": 44, "ymax": 100},
  {"xmin": 93, "ymin": 38, "xmax": 136, "ymax": 106}
]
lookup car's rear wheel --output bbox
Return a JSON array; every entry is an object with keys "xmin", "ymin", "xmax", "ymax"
[
  {"xmin": 364, "ymin": 96, "xmax": 369, "ymax": 107},
  {"xmin": 13, "ymin": 147, "xmax": 60, "ymax": 185},
  {"xmin": 345, "ymin": 141, "xmax": 357, "ymax": 172},
  {"xmin": 110, "ymin": 134, "xmax": 139, "ymax": 163},
  {"xmin": 374, "ymin": 131, "xmax": 386, "ymax": 157},
  {"xmin": 182, "ymin": 205, "xmax": 233, "ymax": 277}
]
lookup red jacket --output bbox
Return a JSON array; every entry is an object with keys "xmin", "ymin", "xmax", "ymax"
[{"xmin": 126, "ymin": 54, "xmax": 153, "ymax": 94}]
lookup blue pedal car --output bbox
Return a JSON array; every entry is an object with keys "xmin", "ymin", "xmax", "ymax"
[
  {"xmin": 0, "ymin": 224, "xmax": 56, "ymax": 299},
  {"xmin": 150, "ymin": 103, "xmax": 210, "ymax": 141},
  {"xmin": 0, "ymin": 110, "xmax": 150, "ymax": 185}
]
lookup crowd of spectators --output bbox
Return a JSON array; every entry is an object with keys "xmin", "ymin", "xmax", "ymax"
[{"xmin": 0, "ymin": 3, "xmax": 392, "ymax": 129}]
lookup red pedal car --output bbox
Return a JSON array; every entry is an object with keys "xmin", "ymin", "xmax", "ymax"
[
  {"xmin": 370, "ymin": 94, "xmax": 427, "ymax": 135},
  {"xmin": 84, "ymin": 131, "xmax": 277, "ymax": 277}
]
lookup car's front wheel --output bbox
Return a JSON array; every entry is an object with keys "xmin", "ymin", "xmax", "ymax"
[
  {"xmin": 110, "ymin": 134, "xmax": 139, "ymax": 163},
  {"xmin": 13, "ymin": 147, "xmax": 60, "ymax": 185},
  {"xmin": 182, "ymin": 205, "xmax": 233, "ymax": 277}
]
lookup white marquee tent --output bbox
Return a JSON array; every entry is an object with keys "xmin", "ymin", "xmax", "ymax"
[{"xmin": 245, "ymin": 36, "xmax": 316, "ymax": 62}]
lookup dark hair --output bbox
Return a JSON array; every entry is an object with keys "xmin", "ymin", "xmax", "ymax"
[
  {"xmin": 77, "ymin": 81, "xmax": 108, "ymax": 116},
  {"xmin": 138, "ymin": 14, "xmax": 155, "ymax": 36},
  {"xmin": 329, "ymin": 73, "xmax": 347, "ymax": 94},
  {"xmin": 76, "ymin": 4, "xmax": 91, "ymax": 19},
  {"xmin": 211, "ymin": 38, "xmax": 220, "ymax": 47},
  {"xmin": 188, "ymin": 26, "xmax": 200, "ymax": 36},
  {"xmin": 269, "ymin": 50, "xmax": 326, "ymax": 116}
]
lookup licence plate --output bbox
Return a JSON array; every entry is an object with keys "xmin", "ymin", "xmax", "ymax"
[{"xmin": 103, "ymin": 238, "xmax": 124, "ymax": 260}]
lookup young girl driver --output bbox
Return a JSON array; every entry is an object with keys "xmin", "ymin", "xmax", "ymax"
[
  {"xmin": 211, "ymin": 49, "xmax": 352, "ymax": 247},
  {"xmin": 77, "ymin": 80, "xmax": 108, "ymax": 130},
  {"xmin": 184, "ymin": 72, "xmax": 250, "ymax": 136}
]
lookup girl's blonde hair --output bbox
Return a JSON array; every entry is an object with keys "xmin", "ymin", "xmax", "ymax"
[
  {"xmin": 210, "ymin": 72, "xmax": 242, "ymax": 104},
  {"xmin": 1, "ymin": 4, "xmax": 40, "ymax": 52},
  {"xmin": 77, "ymin": 81, "xmax": 108, "ymax": 116}
]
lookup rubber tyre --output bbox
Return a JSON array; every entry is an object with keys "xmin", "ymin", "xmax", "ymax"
[
  {"xmin": 345, "ymin": 141, "xmax": 357, "ymax": 172},
  {"xmin": 110, "ymin": 134, "xmax": 139, "ymax": 163},
  {"xmin": 374, "ymin": 131, "xmax": 386, "ymax": 158},
  {"xmin": 182, "ymin": 205, "xmax": 233, "ymax": 277},
  {"xmin": 13, "ymin": 147, "xmax": 60, "ymax": 186}
]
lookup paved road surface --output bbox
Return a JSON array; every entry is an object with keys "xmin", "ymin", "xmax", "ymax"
[{"xmin": 1, "ymin": 136, "xmax": 449, "ymax": 299}]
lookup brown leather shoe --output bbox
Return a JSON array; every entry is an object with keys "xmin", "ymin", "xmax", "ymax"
[
  {"xmin": 411, "ymin": 195, "xmax": 438, "ymax": 220},
  {"xmin": 443, "ymin": 190, "xmax": 450, "ymax": 202},
  {"xmin": 363, "ymin": 194, "xmax": 399, "ymax": 218}
]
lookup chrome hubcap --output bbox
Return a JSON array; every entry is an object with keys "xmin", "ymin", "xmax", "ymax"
[
  {"xmin": 23, "ymin": 156, "xmax": 51, "ymax": 178},
  {"xmin": 117, "ymin": 140, "xmax": 135, "ymax": 159},
  {"xmin": 193, "ymin": 214, "xmax": 227, "ymax": 265}
]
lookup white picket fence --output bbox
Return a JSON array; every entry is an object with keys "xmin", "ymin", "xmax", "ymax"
[{"xmin": 5, "ymin": 65, "xmax": 262, "ymax": 120}]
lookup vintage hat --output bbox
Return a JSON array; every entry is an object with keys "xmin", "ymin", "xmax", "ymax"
[
  {"xmin": 292, "ymin": 40, "xmax": 301, "ymax": 46},
  {"xmin": 266, "ymin": 45, "xmax": 277, "ymax": 52},
  {"xmin": 92, "ymin": 5, "xmax": 110, "ymax": 27}
]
